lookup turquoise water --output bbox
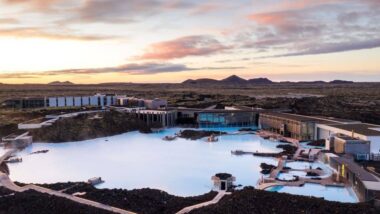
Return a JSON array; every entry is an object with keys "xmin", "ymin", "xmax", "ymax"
[
  {"xmin": 272, "ymin": 161, "xmax": 359, "ymax": 202},
  {"xmin": 0, "ymin": 127, "xmax": 358, "ymax": 202},
  {"xmin": 267, "ymin": 183, "xmax": 358, "ymax": 203},
  {"xmin": 4, "ymin": 127, "xmax": 280, "ymax": 196}
]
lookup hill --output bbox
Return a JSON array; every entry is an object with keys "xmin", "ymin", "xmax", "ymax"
[
  {"xmin": 329, "ymin": 80, "xmax": 354, "ymax": 84},
  {"xmin": 182, "ymin": 75, "xmax": 273, "ymax": 85},
  {"xmin": 220, "ymin": 75, "xmax": 248, "ymax": 84},
  {"xmin": 48, "ymin": 81, "xmax": 74, "ymax": 86},
  {"xmin": 248, "ymin": 78, "xmax": 273, "ymax": 84},
  {"xmin": 182, "ymin": 78, "xmax": 219, "ymax": 84}
]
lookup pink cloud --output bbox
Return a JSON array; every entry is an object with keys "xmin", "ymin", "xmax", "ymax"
[
  {"xmin": 3, "ymin": 0, "xmax": 63, "ymax": 10},
  {"xmin": 137, "ymin": 35, "xmax": 229, "ymax": 60}
]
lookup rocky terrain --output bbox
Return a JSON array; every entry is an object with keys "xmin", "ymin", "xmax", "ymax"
[
  {"xmin": 177, "ymin": 129, "xmax": 227, "ymax": 140},
  {"xmin": 1, "ymin": 184, "xmax": 377, "ymax": 214},
  {"xmin": 192, "ymin": 187, "xmax": 378, "ymax": 214},
  {"xmin": 37, "ymin": 182, "xmax": 217, "ymax": 214},
  {"xmin": 0, "ymin": 187, "xmax": 112, "ymax": 214},
  {"xmin": 30, "ymin": 111, "xmax": 161, "ymax": 143}
]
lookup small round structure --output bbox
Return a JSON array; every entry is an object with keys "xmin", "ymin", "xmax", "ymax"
[{"xmin": 211, "ymin": 173, "xmax": 236, "ymax": 191}]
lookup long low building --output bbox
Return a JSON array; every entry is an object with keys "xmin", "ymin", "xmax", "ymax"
[
  {"xmin": 328, "ymin": 156, "xmax": 380, "ymax": 202},
  {"xmin": 2, "ymin": 94, "xmax": 168, "ymax": 110},
  {"xmin": 135, "ymin": 109, "xmax": 177, "ymax": 127},
  {"xmin": 48, "ymin": 94, "xmax": 117, "ymax": 108},
  {"xmin": 259, "ymin": 112, "xmax": 359, "ymax": 141},
  {"xmin": 259, "ymin": 112, "xmax": 380, "ymax": 160},
  {"xmin": 173, "ymin": 107, "xmax": 261, "ymax": 128},
  {"xmin": 2, "ymin": 94, "xmax": 117, "ymax": 109},
  {"xmin": 317, "ymin": 123, "xmax": 380, "ymax": 157}
]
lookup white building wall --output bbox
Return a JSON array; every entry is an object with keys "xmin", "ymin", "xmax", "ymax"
[
  {"xmin": 144, "ymin": 99, "xmax": 167, "ymax": 109},
  {"xmin": 65, "ymin": 97, "xmax": 74, "ymax": 107},
  {"xmin": 90, "ymin": 96, "xmax": 98, "ymax": 106},
  {"xmin": 99, "ymin": 95, "xmax": 105, "ymax": 106},
  {"xmin": 368, "ymin": 136, "xmax": 380, "ymax": 154},
  {"xmin": 106, "ymin": 96, "xmax": 112, "ymax": 106},
  {"xmin": 82, "ymin": 97, "xmax": 90, "ymax": 106},
  {"xmin": 57, "ymin": 97, "xmax": 65, "ymax": 107},
  {"xmin": 317, "ymin": 127, "xmax": 331, "ymax": 140},
  {"xmin": 74, "ymin": 97, "xmax": 82, "ymax": 107},
  {"xmin": 18, "ymin": 123, "xmax": 43, "ymax": 129},
  {"xmin": 316, "ymin": 124, "xmax": 380, "ymax": 154},
  {"xmin": 48, "ymin": 97, "xmax": 57, "ymax": 107}
]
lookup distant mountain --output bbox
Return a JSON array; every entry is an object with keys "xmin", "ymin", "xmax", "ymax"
[
  {"xmin": 220, "ymin": 75, "xmax": 248, "ymax": 84},
  {"xmin": 182, "ymin": 75, "xmax": 274, "ymax": 85},
  {"xmin": 248, "ymin": 78, "xmax": 273, "ymax": 84},
  {"xmin": 297, "ymin": 81, "xmax": 327, "ymax": 84},
  {"xmin": 48, "ymin": 81, "xmax": 74, "ymax": 86},
  {"xmin": 329, "ymin": 80, "xmax": 354, "ymax": 84},
  {"xmin": 182, "ymin": 78, "xmax": 219, "ymax": 84}
]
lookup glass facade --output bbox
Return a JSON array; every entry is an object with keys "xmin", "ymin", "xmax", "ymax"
[{"xmin": 198, "ymin": 112, "xmax": 257, "ymax": 127}]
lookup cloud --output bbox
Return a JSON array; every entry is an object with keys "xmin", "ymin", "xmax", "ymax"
[
  {"xmin": 70, "ymin": 0, "xmax": 161, "ymax": 24},
  {"xmin": 137, "ymin": 35, "xmax": 230, "ymax": 60},
  {"xmin": 3, "ymin": 0, "xmax": 63, "ymax": 11},
  {"xmin": 244, "ymin": 0, "xmax": 380, "ymax": 57},
  {"xmin": 0, "ymin": 18, "xmax": 18, "ymax": 24},
  {"xmin": 0, "ymin": 27, "xmax": 112, "ymax": 41},
  {"xmin": 0, "ymin": 62, "xmax": 244, "ymax": 78},
  {"xmin": 61, "ymin": 0, "xmax": 198, "ymax": 24},
  {"xmin": 189, "ymin": 3, "xmax": 223, "ymax": 15},
  {"xmin": 263, "ymin": 38, "xmax": 380, "ymax": 58}
]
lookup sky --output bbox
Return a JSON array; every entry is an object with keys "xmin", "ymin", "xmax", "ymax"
[{"xmin": 0, "ymin": 0, "xmax": 379, "ymax": 84}]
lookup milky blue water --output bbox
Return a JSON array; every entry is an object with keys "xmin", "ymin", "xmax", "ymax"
[
  {"xmin": 1, "ymin": 127, "xmax": 358, "ymax": 202},
  {"xmin": 267, "ymin": 183, "xmax": 358, "ymax": 203},
  {"xmin": 4, "ymin": 127, "xmax": 280, "ymax": 196}
]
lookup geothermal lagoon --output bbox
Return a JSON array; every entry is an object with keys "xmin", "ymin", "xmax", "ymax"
[{"xmin": 2, "ymin": 127, "xmax": 358, "ymax": 202}]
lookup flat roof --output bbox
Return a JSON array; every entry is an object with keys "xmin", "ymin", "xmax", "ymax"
[
  {"xmin": 171, "ymin": 107, "xmax": 260, "ymax": 113},
  {"xmin": 328, "ymin": 123, "xmax": 380, "ymax": 136},
  {"xmin": 335, "ymin": 135, "xmax": 364, "ymax": 141},
  {"xmin": 362, "ymin": 181, "xmax": 380, "ymax": 191},
  {"xmin": 260, "ymin": 112, "xmax": 315, "ymax": 122},
  {"xmin": 331, "ymin": 157, "xmax": 378, "ymax": 182},
  {"xmin": 311, "ymin": 116, "xmax": 360, "ymax": 124},
  {"xmin": 260, "ymin": 112, "xmax": 362, "ymax": 125},
  {"xmin": 260, "ymin": 112, "xmax": 341, "ymax": 124}
]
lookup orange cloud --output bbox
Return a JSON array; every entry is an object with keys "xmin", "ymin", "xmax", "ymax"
[
  {"xmin": 3, "ymin": 0, "xmax": 62, "ymax": 10},
  {"xmin": 0, "ymin": 18, "xmax": 18, "ymax": 24},
  {"xmin": 138, "ymin": 35, "xmax": 229, "ymax": 60},
  {"xmin": 249, "ymin": 12, "xmax": 289, "ymax": 26},
  {"xmin": 0, "ymin": 27, "xmax": 112, "ymax": 41},
  {"xmin": 0, "ymin": 62, "xmax": 244, "ymax": 79}
]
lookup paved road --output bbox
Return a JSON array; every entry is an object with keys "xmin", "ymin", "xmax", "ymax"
[{"xmin": 176, "ymin": 191, "xmax": 230, "ymax": 214}]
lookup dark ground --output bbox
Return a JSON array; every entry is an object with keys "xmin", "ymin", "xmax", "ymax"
[
  {"xmin": 35, "ymin": 182, "xmax": 218, "ymax": 214},
  {"xmin": 192, "ymin": 187, "xmax": 378, "ymax": 214},
  {"xmin": 1, "ymin": 185, "xmax": 377, "ymax": 214},
  {"xmin": 0, "ymin": 187, "xmax": 112, "ymax": 214}
]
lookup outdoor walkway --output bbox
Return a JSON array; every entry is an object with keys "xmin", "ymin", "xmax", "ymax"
[
  {"xmin": 269, "ymin": 158, "xmax": 286, "ymax": 179},
  {"xmin": 0, "ymin": 149, "xmax": 16, "ymax": 164},
  {"xmin": 176, "ymin": 191, "xmax": 231, "ymax": 214}
]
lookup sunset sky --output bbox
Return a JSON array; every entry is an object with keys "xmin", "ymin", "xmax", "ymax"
[{"xmin": 0, "ymin": 0, "xmax": 379, "ymax": 84}]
